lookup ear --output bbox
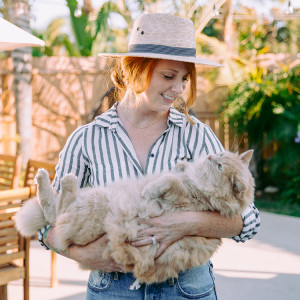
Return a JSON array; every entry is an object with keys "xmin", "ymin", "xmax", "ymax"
[
  {"xmin": 239, "ymin": 150, "xmax": 254, "ymax": 166},
  {"xmin": 231, "ymin": 175, "xmax": 246, "ymax": 193}
]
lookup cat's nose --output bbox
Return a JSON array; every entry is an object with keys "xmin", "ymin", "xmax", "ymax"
[{"xmin": 207, "ymin": 155, "xmax": 212, "ymax": 161}]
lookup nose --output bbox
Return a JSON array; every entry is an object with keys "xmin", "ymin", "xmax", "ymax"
[
  {"xmin": 171, "ymin": 79, "xmax": 185, "ymax": 95},
  {"xmin": 207, "ymin": 155, "xmax": 212, "ymax": 161}
]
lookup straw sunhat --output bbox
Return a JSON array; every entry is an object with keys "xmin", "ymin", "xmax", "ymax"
[{"xmin": 98, "ymin": 13, "xmax": 221, "ymax": 67}]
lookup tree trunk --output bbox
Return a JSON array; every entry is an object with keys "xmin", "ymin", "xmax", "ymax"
[
  {"xmin": 223, "ymin": 0, "xmax": 234, "ymax": 53},
  {"xmin": 9, "ymin": 0, "xmax": 32, "ymax": 165},
  {"xmin": 83, "ymin": 0, "xmax": 94, "ymax": 15}
]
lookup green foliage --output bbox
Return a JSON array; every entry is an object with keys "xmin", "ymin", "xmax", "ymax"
[
  {"xmin": 202, "ymin": 20, "xmax": 221, "ymax": 39},
  {"xmin": 237, "ymin": 18, "xmax": 300, "ymax": 54},
  {"xmin": 32, "ymin": 0, "xmax": 129, "ymax": 57},
  {"xmin": 199, "ymin": 8, "xmax": 300, "ymax": 55},
  {"xmin": 221, "ymin": 65, "xmax": 300, "ymax": 204},
  {"xmin": 66, "ymin": 0, "xmax": 124, "ymax": 56},
  {"xmin": 255, "ymin": 195, "xmax": 300, "ymax": 217},
  {"xmin": 66, "ymin": 0, "xmax": 93, "ymax": 56}
]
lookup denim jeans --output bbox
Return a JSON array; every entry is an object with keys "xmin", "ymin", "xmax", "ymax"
[{"xmin": 86, "ymin": 262, "xmax": 218, "ymax": 300}]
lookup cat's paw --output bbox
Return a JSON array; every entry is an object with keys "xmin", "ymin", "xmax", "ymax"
[
  {"xmin": 35, "ymin": 168, "xmax": 50, "ymax": 186},
  {"xmin": 61, "ymin": 174, "xmax": 77, "ymax": 193}
]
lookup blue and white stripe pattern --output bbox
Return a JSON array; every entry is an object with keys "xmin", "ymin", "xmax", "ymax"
[{"xmin": 52, "ymin": 103, "xmax": 260, "ymax": 243}]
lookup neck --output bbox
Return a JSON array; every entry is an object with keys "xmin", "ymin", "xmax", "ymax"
[{"xmin": 117, "ymin": 90, "xmax": 169, "ymax": 129}]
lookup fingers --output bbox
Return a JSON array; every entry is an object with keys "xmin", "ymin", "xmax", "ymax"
[
  {"xmin": 155, "ymin": 243, "xmax": 168, "ymax": 259},
  {"xmin": 131, "ymin": 237, "xmax": 168, "ymax": 259},
  {"xmin": 131, "ymin": 236, "xmax": 155, "ymax": 247}
]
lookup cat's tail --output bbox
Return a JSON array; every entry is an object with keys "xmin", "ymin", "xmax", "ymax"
[{"xmin": 15, "ymin": 197, "xmax": 47, "ymax": 237}]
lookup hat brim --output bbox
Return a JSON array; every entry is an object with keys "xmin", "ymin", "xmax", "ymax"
[{"xmin": 98, "ymin": 52, "xmax": 222, "ymax": 67}]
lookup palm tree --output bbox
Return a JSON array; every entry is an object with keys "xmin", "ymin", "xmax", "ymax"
[{"xmin": 8, "ymin": 0, "xmax": 33, "ymax": 165}]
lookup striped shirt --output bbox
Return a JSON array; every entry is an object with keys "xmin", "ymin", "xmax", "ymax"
[{"xmin": 53, "ymin": 103, "xmax": 260, "ymax": 243}]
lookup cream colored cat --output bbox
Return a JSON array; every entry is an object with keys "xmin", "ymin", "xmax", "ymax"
[{"xmin": 15, "ymin": 150, "xmax": 255, "ymax": 284}]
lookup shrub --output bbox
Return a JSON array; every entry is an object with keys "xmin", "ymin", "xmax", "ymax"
[{"xmin": 220, "ymin": 65, "xmax": 300, "ymax": 204}]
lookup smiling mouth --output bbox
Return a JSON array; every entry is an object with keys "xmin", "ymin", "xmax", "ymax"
[{"xmin": 162, "ymin": 94, "xmax": 175, "ymax": 102}]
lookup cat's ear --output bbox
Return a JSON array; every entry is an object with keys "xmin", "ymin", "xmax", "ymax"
[
  {"xmin": 231, "ymin": 175, "xmax": 246, "ymax": 193},
  {"xmin": 239, "ymin": 150, "xmax": 254, "ymax": 166}
]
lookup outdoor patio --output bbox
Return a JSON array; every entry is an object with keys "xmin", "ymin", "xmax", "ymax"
[{"xmin": 1, "ymin": 1, "xmax": 299, "ymax": 299}]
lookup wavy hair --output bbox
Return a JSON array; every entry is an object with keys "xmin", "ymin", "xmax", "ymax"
[{"xmin": 111, "ymin": 57, "xmax": 196, "ymax": 124}]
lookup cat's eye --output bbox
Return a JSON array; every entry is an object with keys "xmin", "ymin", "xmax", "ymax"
[{"xmin": 217, "ymin": 164, "xmax": 222, "ymax": 171}]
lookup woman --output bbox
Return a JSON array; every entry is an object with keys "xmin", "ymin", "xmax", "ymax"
[{"xmin": 39, "ymin": 13, "xmax": 260, "ymax": 299}]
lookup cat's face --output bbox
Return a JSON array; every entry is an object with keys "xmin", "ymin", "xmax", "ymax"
[{"xmin": 202, "ymin": 150, "xmax": 255, "ymax": 198}]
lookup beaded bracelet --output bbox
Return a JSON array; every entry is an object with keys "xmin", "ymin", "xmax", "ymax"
[{"xmin": 37, "ymin": 225, "xmax": 51, "ymax": 250}]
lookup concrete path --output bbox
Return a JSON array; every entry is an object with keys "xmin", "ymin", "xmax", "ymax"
[
  {"xmin": 9, "ymin": 212, "xmax": 300, "ymax": 299},
  {"xmin": 212, "ymin": 212, "xmax": 300, "ymax": 300}
]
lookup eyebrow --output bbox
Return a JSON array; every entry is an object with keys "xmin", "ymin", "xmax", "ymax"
[{"xmin": 162, "ymin": 69, "xmax": 190, "ymax": 76}]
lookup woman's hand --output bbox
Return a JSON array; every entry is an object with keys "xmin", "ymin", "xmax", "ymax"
[
  {"xmin": 130, "ymin": 211, "xmax": 192, "ymax": 258},
  {"xmin": 130, "ymin": 210, "xmax": 244, "ymax": 259},
  {"xmin": 70, "ymin": 234, "xmax": 125, "ymax": 272},
  {"xmin": 45, "ymin": 227, "xmax": 124, "ymax": 272}
]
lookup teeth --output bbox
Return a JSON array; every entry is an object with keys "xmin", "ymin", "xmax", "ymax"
[{"xmin": 162, "ymin": 94, "xmax": 174, "ymax": 101}]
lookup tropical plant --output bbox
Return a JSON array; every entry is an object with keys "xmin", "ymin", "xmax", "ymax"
[
  {"xmin": 33, "ymin": 0, "xmax": 137, "ymax": 57},
  {"xmin": 220, "ymin": 63, "xmax": 300, "ymax": 203}
]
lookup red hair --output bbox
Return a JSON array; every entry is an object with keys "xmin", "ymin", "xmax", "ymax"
[{"xmin": 111, "ymin": 57, "xmax": 197, "ymax": 124}]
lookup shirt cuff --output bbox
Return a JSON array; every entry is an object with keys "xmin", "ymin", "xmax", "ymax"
[
  {"xmin": 37, "ymin": 225, "xmax": 51, "ymax": 250},
  {"xmin": 232, "ymin": 202, "xmax": 261, "ymax": 243}
]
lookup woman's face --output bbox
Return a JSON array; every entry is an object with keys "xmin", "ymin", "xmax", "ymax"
[{"xmin": 139, "ymin": 59, "xmax": 190, "ymax": 111}]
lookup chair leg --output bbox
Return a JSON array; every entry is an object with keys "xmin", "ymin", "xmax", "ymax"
[
  {"xmin": 24, "ymin": 238, "xmax": 30, "ymax": 300},
  {"xmin": 50, "ymin": 251, "xmax": 58, "ymax": 287},
  {"xmin": 0, "ymin": 285, "xmax": 8, "ymax": 300}
]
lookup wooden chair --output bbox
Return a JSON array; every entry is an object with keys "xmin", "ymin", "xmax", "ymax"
[
  {"xmin": 0, "ymin": 154, "xmax": 22, "ymax": 190},
  {"xmin": 0, "ymin": 186, "xmax": 35, "ymax": 300},
  {"xmin": 23, "ymin": 159, "xmax": 58, "ymax": 288},
  {"xmin": 23, "ymin": 159, "xmax": 56, "ymax": 188}
]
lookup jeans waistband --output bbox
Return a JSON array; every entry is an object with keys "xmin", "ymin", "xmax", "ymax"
[{"xmin": 108, "ymin": 271, "xmax": 175, "ymax": 286}]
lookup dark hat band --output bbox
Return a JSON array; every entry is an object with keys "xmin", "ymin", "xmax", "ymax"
[{"xmin": 128, "ymin": 44, "xmax": 196, "ymax": 57}]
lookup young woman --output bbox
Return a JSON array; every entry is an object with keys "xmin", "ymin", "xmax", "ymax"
[{"xmin": 39, "ymin": 13, "xmax": 260, "ymax": 299}]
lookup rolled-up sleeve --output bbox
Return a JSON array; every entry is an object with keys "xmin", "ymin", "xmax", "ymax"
[{"xmin": 232, "ymin": 202, "xmax": 261, "ymax": 242}]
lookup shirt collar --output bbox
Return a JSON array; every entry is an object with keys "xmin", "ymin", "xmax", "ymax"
[
  {"xmin": 93, "ymin": 102, "xmax": 185, "ymax": 129},
  {"xmin": 93, "ymin": 102, "xmax": 119, "ymax": 130},
  {"xmin": 168, "ymin": 106, "xmax": 185, "ymax": 127}
]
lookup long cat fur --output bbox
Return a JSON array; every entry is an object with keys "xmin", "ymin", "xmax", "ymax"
[{"xmin": 15, "ymin": 150, "xmax": 255, "ymax": 284}]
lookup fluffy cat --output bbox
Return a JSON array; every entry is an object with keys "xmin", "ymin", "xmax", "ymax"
[{"xmin": 15, "ymin": 150, "xmax": 255, "ymax": 284}]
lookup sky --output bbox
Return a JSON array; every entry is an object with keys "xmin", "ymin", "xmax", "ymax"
[
  {"xmin": 29, "ymin": 0, "xmax": 300, "ymax": 31},
  {"xmin": 30, "ymin": 0, "xmax": 116, "ymax": 30}
]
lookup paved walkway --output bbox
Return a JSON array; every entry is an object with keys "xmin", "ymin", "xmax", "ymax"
[{"xmin": 9, "ymin": 212, "xmax": 300, "ymax": 300}]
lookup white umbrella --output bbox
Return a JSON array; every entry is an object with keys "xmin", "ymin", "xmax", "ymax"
[{"xmin": 0, "ymin": 17, "xmax": 45, "ymax": 51}]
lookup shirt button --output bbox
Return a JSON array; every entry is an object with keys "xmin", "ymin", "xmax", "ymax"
[{"xmin": 150, "ymin": 154, "xmax": 155, "ymax": 157}]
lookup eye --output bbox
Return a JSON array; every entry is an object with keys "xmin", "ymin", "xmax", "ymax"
[
  {"xmin": 183, "ymin": 77, "xmax": 189, "ymax": 82},
  {"xmin": 217, "ymin": 164, "xmax": 222, "ymax": 171},
  {"xmin": 164, "ymin": 75, "xmax": 173, "ymax": 80}
]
